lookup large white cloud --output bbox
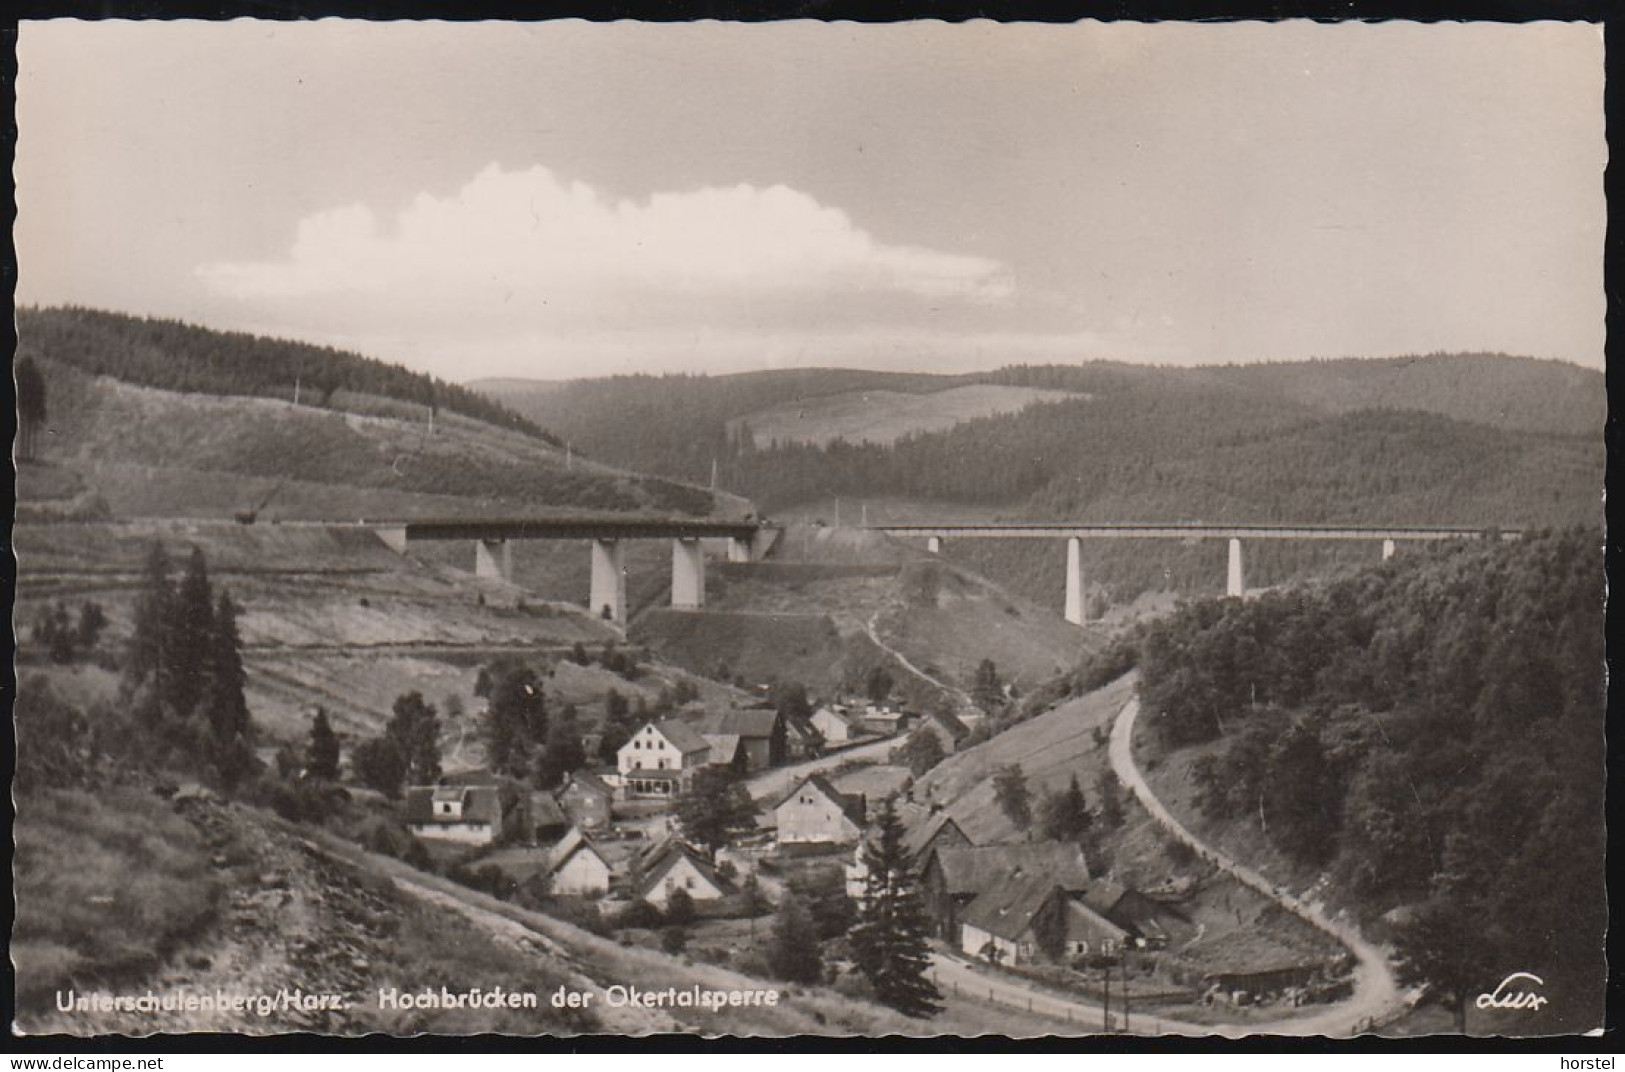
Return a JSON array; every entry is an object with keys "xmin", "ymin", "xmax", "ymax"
[{"xmin": 199, "ymin": 164, "xmax": 1014, "ymax": 327}]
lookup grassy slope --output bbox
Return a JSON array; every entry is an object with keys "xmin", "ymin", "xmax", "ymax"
[
  {"xmin": 730, "ymin": 384, "xmax": 1080, "ymax": 448},
  {"xmin": 28, "ymin": 360, "xmax": 728, "ymax": 522}
]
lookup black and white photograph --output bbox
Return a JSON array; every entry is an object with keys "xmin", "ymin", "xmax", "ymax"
[{"xmin": 8, "ymin": 18, "xmax": 1607, "ymax": 1042}]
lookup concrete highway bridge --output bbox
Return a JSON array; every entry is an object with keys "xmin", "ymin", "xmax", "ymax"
[
  {"xmin": 869, "ymin": 522, "xmax": 1522, "ymax": 625},
  {"xmin": 373, "ymin": 516, "xmax": 776, "ymax": 624}
]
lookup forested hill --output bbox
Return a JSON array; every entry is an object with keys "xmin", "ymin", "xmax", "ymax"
[
  {"xmin": 477, "ymin": 355, "xmax": 1601, "ymax": 512},
  {"xmin": 18, "ymin": 307, "xmax": 558, "ymax": 444},
  {"xmin": 1126, "ymin": 528, "xmax": 1604, "ymax": 1030}
]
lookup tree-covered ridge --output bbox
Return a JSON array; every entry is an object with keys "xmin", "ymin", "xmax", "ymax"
[
  {"xmin": 482, "ymin": 355, "xmax": 1601, "ymax": 490},
  {"xmin": 1132, "ymin": 528, "xmax": 1604, "ymax": 1024},
  {"xmin": 18, "ymin": 306, "xmax": 560, "ymax": 445}
]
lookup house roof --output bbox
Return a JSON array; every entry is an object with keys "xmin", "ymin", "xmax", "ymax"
[
  {"xmin": 903, "ymin": 811, "xmax": 971, "ymax": 861},
  {"xmin": 547, "ymin": 826, "xmax": 611, "ymax": 875},
  {"xmin": 924, "ymin": 709, "xmax": 969, "ymax": 739},
  {"xmin": 404, "ymin": 785, "xmax": 502, "ymax": 826},
  {"xmin": 562, "ymin": 769, "xmax": 614, "ymax": 799},
  {"xmin": 530, "ymin": 794, "xmax": 569, "ymax": 828},
  {"xmin": 774, "ymin": 773, "xmax": 866, "ymax": 826},
  {"xmin": 636, "ymin": 840, "xmax": 732, "ymax": 899},
  {"xmin": 929, "ymin": 841, "xmax": 1091, "ymax": 897},
  {"xmin": 701, "ymin": 733, "xmax": 743, "ymax": 764},
  {"xmin": 960, "ymin": 874, "xmax": 1062, "ymax": 944},
  {"xmin": 653, "ymin": 719, "xmax": 710, "ymax": 756},
  {"xmin": 1062, "ymin": 898, "xmax": 1131, "ymax": 945},
  {"xmin": 696, "ymin": 708, "xmax": 780, "ymax": 738}
]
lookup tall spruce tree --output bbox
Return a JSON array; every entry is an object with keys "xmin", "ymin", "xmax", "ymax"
[
  {"xmin": 172, "ymin": 546, "xmax": 217, "ymax": 717},
  {"xmin": 849, "ymin": 797, "xmax": 943, "ymax": 1018},
  {"xmin": 307, "ymin": 708, "xmax": 341, "ymax": 781},
  {"xmin": 388, "ymin": 691, "xmax": 442, "ymax": 784},
  {"xmin": 484, "ymin": 664, "xmax": 546, "ymax": 776},
  {"xmin": 127, "ymin": 542, "xmax": 176, "ymax": 712}
]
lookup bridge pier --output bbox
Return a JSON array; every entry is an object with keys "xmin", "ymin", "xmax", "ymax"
[
  {"xmin": 927, "ymin": 536, "xmax": 942, "ymax": 554},
  {"xmin": 1064, "ymin": 536, "xmax": 1086, "ymax": 625},
  {"xmin": 590, "ymin": 539, "xmax": 627, "ymax": 623},
  {"xmin": 1382, "ymin": 538, "xmax": 1396, "ymax": 561},
  {"xmin": 474, "ymin": 539, "xmax": 513, "ymax": 582},
  {"xmin": 1226, "ymin": 538, "xmax": 1245, "ymax": 598},
  {"xmin": 671, "ymin": 538, "xmax": 706, "ymax": 609},
  {"xmin": 728, "ymin": 536, "xmax": 753, "ymax": 563},
  {"xmin": 376, "ymin": 525, "xmax": 409, "ymax": 554}
]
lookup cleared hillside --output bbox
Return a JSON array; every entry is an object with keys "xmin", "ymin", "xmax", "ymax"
[
  {"xmin": 22, "ymin": 358, "xmax": 723, "ymax": 522},
  {"xmin": 728, "ymin": 384, "xmax": 1080, "ymax": 448}
]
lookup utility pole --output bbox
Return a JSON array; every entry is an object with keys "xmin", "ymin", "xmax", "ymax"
[
  {"xmin": 293, "ymin": 375, "xmax": 301, "ymax": 406},
  {"xmin": 1122, "ymin": 954, "xmax": 1131, "ymax": 1032},
  {"xmin": 1102, "ymin": 960, "xmax": 1111, "ymax": 1033},
  {"xmin": 835, "ymin": 498, "xmax": 841, "ymax": 528},
  {"xmin": 711, "ymin": 458, "xmax": 718, "ymax": 490}
]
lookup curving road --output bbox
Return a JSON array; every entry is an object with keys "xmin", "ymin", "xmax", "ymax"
[{"xmin": 1108, "ymin": 695, "xmax": 1409, "ymax": 1036}]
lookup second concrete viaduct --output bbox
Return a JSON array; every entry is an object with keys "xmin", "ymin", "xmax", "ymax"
[{"xmin": 872, "ymin": 522, "xmax": 1521, "ymax": 626}]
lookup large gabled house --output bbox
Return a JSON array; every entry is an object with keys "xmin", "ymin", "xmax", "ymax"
[
  {"xmin": 957, "ymin": 875, "xmax": 1133, "ymax": 965},
  {"xmin": 774, "ymin": 773, "xmax": 867, "ymax": 847},
  {"xmin": 618, "ymin": 719, "xmax": 711, "ymax": 797},
  {"xmin": 919, "ymin": 840, "xmax": 1091, "ymax": 942}
]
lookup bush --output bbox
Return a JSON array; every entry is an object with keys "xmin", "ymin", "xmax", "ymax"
[
  {"xmin": 664, "ymin": 888, "xmax": 697, "ymax": 927},
  {"xmin": 660, "ymin": 925, "xmax": 690, "ymax": 955},
  {"xmin": 615, "ymin": 899, "xmax": 665, "ymax": 931},
  {"xmin": 402, "ymin": 837, "xmax": 432, "ymax": 870}
]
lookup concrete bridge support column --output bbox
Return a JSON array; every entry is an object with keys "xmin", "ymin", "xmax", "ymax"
[
  {"xmin": 927, "ymin": 536, "xmax": 943, "ymax": 554},
  {"xmin": 590, "ymin": 539, "xmax": 627, "ymax": 623},
  {"xmin": 671, "ymin": 538, "xmax": 706, "ymax": 609},
  {"xmin": 376, "ymin": 525, "xmax": 409, "ymax": 554},
  {"xmin": 1226, "ymin": 538, "xmax": 1245, "ymax": 598},
  {"xmin": 475, "ymin": 539, "xmax": 513, "ymax": 582},
  {"xmin": 1064, "ymin": 536, "xmax": 1086, "ymax": 626},
  {"xmin": 1382, "ymin": 538, "xmax": 1397, "ymax": 561},
  {"xmin": 728, "ymin": 537, "xmax": 753, "ymax": 563}
]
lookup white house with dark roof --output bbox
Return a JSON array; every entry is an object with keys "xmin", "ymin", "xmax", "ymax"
[
  {"xmin": 618, "ymin": 719, "xmax": 711, "ymax": 797},
  {"xmin": 404, "ymin": 785, "xmax": 505, "ymax": 845},
  {"xmin": 546, "ymin": 826, "xmax": 615, "ymax": 897},
  {"xmin": 774, "ymin": 774, "xmax": 867, "ymax": 847},
  {"xmin": 637, "ymin": 839, "xmax": 733, "ymax": 908}
]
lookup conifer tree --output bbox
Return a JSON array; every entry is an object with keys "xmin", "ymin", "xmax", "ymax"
[
  {"xmin": 849, "ymin": 797, "xmax": 942, "ymax": 1018},
  {"xmin": 767, "ymin": 892, "xmax": 824, "ymax": 984},
  {"xmin": 127, "ymin": 542, "xmax": 176, "ymax": 707},
  {"xmin": 388, "ymin": 691, "xmax": 442, "ymax": 784},
  {"xmin": 307, "ymin": 708, "xmax": 341, "ymax": 781},
  {"xmin": 171, "ymin": 546, "xmax": 217, "ymax": 717},
  {"xmin": 202, "ymin": 591, "xmax": 252, "ymax": 760}
]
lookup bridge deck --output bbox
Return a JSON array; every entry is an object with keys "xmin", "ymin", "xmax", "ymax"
[
  {"xmin": 870, "ymin": 523, "xmax": 1519, "ymax": 540},
  {"xmin": 389, "ymin": 517, "xmax": 764, "ymax": 542}
]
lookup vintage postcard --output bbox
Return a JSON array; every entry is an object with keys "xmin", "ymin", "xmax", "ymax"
[{"xmin": 9, "ymin": 19, "xmax": 1606, "ymax": 1042}]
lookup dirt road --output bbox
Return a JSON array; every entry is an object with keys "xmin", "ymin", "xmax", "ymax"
[{"xmin": 1108, "ymin": 694, "xmax": 1409, "ymax": 1036}]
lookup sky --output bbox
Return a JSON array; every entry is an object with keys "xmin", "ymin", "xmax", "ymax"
[{"xmin": 15, "ymin": 20, "xmax": 1605, "ymax": 381}]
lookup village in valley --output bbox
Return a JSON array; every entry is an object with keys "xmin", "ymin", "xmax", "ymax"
[{"xmin": 11, "ymin": 21, "xmax": 1605, "ymax": 1043}]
